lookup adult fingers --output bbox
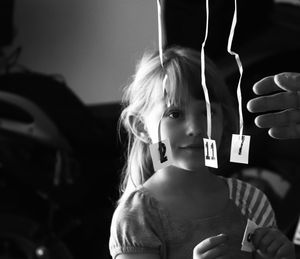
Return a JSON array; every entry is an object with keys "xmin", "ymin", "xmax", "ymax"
[
  {"xmin": 247, "ymin": 91, "xmax": 300, "ymax": 113},
  {"xmin": 254, "ymin": 109, "xmax": 300, "ymax": 128},
  {"xmin": 274, "ymin": 72, "xmax": 300, "ymax": 92},
  {"xmin": 253, "ymin": 76, "xmax": 279, "ymax": 95},
  {"xmin": 193, "ymin": 234, "xmax": 228, "ymax": 255},
  {"xmin": 252, "ymin": 73, "xmax": 300, "ymax": 95},
  {"xmin": 268, "ymin": 125, "xmax": 300, "ymax": 139}
]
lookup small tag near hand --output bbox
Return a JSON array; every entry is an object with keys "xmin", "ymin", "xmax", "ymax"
[
  {"xmin": 203, "ymin": 138, "xmax": 218, "ymax": 168},
  {"xmin": 293, "ymin": 216, "xmax": 300, "ymax": 245},
  {"xmin": 149, "ymin": 138, "xmax": 174, "ymax": 171},
  {"xmin": 230, "ymin": 134, "xmax": 251, "ymax": 164},
  {"xmin": 241, "ymin": 219, "xmax": 258, "ymax": 252}
]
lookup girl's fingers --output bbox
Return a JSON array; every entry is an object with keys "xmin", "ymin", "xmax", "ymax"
[
  {"xmin": 253, "ymin": 228, "xmax": 296, "ymax": 259},
  {"xmin": 265, "ymin": 237, "xmax": 285, "ymax": 256},
  {"xmin": 257, "ymin": 231, "xmax": 276, "ymax": 253},
  {"xmin": 200, "ymin": 243, "xmax": 228, "ymax": 259},
  {"xmin": 193, "ymin": 234, "xmax": 228, "ymax": 254},
  {"xmin": 253, "ymin": 228, "xmax": 270, "ymax": 248},
  {"xmin": 276, "ymin": 242, "xmax": 295, "ymax": 258}
]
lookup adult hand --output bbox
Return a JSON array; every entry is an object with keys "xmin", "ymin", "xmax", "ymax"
[
  {"xmin": 253, "ymin": 227, "xmax": 295, "ymax": 259},
  {"xmin": 247, "ymin": 72, "xmax": 300, "ymax": 139},
  {"xmin": 193, "ymin": 234, "xmax": 229, "ymax": 259}
]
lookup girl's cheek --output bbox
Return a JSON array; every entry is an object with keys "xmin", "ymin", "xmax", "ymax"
[{"xmin": 161, "ymin": 120, "xmax": 181, "ymax": 140}]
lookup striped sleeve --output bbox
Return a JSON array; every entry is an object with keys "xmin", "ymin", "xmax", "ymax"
[{"xmin": 227, "ymin": 177, "xmax": 277, "ymax": 228}]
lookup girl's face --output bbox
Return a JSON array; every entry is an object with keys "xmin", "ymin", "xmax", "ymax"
[{"xmin": 143, "ymin": 96, "xmax": 224, "ymax": 171}]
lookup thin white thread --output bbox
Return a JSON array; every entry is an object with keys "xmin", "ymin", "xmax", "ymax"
[
  {"xmin": 201, "ymin": 0, "xmax": 212, "ymax": 139},
  {"xmin": 157, "ymin": 0, "xmax": 169, "ymax": 100},
  {"xmin": 227, "ymin": 0, "xmax": 244, "ymax": 136},
  {"xmin": 157, "ymin": 0, "xmax": 164, "ymax": 68},
  {"xmin": 156, "ymin": 0, "xmax": 168, "ymax": 143}
]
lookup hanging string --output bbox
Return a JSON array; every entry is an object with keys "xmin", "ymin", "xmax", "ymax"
[
  {"xmin": 157, "ymin": 0, "xmax": 168, "ymax": 99},
  {"xmin": 227, "ymin": 0, "xmax": 244, "ymax": 136},
  {"xmin": 156, "ymin": 0, "xmax": 169, "ymax": 143},
  {"xmin": 157, "ymin": 0, "xmax": 164, "ymax": 67},
  {"xmin": 200, "ymin": 0, "xmax": 212, "ymax": 139}
]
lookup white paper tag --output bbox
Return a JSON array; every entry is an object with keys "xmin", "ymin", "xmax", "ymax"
[
  {"xmin": 241, "ymin": 219, "xmax": 258, "ymax": 252},
  {"xmin": 203, "ymin": 138, "xmax": 218, "ymax": 168},
  {"xmin": 149, "ymin": 138, "xmax": 174, "ymax": 171},
  {"xmin": 230, "ymin": 134, "xmax": 251, "ymax": 164},
  {"xmin": 293, "ymin": 216, "xmax": 300, "ymax": 245}
]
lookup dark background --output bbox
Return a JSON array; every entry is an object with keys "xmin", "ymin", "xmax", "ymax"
[{"xmin": 0, "ymin": 0, "xmax": 300, "ymax": 258}]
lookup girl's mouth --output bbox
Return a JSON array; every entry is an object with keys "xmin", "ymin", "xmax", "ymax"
[{"xmin": 180, "ymin": 144, "xmax": 203, "ymax": 149}]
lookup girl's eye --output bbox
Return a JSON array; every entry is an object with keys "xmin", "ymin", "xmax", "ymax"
[{"xmin": 167, "ymin": 110, "xmax": 181, "ymax": 119}]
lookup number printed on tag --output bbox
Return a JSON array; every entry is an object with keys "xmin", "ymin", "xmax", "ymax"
[
  {"xmin": 203, "ymin": 138, "xmax": 218, "ymax": 168},
  {"xmin": 230, "ymin": 134, "xmax": 251, "ymax": 164},
  {"xmin": 149, "ymin": 138, "xmax": 174, "ymax": 171}
]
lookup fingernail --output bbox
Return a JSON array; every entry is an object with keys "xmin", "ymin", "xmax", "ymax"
[{"xmin": 217, "ymin": 233, "xmax": 228, "ymax": 239}]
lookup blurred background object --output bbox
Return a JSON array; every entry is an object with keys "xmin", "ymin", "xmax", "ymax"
[{"xmin": 0, "ymin": 0, "xmax": 300, "ymax": 258}]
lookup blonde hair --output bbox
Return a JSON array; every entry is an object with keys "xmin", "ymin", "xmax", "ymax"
[{"xmin": 118, "ymin": 46, "xmax": 237, "ymax": 202}]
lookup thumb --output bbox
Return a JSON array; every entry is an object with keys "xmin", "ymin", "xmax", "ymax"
[{"xmin": 274, "ymin": 72, "xmax": 300, "ymax": 92}]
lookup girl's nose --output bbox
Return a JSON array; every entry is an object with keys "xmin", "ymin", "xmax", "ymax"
[{"xmin": 186, "ymin": 114, "xmax": 205, "ymax": 136}]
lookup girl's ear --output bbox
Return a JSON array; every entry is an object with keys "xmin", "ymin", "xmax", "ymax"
[{"xmin": 128, "ymin": 114, "xmax": 151, "ymax": 143}]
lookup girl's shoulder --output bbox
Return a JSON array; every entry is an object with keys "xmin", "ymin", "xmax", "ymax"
[
  {"xmin": 111, "ymin": 185, "xmax": 167, "ymax": 227},
  {"xmin": 110, "ymin": 186, "xmax": 167, "ymax": 258},
  {"xmin": 116, "ymin": 185, "xmax": 161, "ymax": 210},
  {"xmin": 223, "ymin": 177, "xmax": 276, "ymax": 227}
]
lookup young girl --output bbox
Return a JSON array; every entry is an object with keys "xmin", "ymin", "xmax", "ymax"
[{"xmin": 109, "ymin": 46, "xmax": 295, "ymax": 259}]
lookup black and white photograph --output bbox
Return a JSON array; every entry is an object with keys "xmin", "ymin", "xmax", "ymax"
[{"xmin": 0, "ymin": 0, "xmax": 300, "ymax": 258}]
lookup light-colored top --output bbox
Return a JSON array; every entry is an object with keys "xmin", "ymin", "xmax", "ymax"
[{"xmin": 109, "ymin": 177, "xmax": 276, "ymax": 259}]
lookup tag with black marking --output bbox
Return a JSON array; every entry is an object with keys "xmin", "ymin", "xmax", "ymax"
[
  {"xmin": 149, "ymin": 138, "xmax": 174, "ymax": 171},
  {"xmin": 230, "ymin": 134, "xmax": 250, "ymax": 164},
  {"xmin": 241, "ymin": 219, "xmax": 258, "ymax": 252},
  {"xmin": 203, "ymin": 138, "xmax": 218, "ymax": 168},
  {"xmin": 293, "ymin": 216, "xmax": 300, "ymax": 245}
]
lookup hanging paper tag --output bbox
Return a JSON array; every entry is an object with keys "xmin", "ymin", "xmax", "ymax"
[
  {"xmin": 293, "ymin": 216, "xmax": 300, "ymax": 245},
  {"xmin": 241, "ymin": 219, "xmax": 258, "ymax": 252},
  {"xmin": 149, "ymin": 138, "xmax": 174, "ymax": 171},
  {"xmin": 203, "ymin": 138, "xmax": 218, "ymax": 168},
  {"xmin": 230, "ymin": 134, "xmax": 251, "ymax": 164}
]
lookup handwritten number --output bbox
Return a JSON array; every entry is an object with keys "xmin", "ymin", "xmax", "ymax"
[
  {"xmin": 211, "ymin": 143, "xmax": 215, "ymax": 160},
  {"xmin": 205, "ymin": 141, "xmax": 215, "ymax": 160},
  {"xmin": 158, "ymin": 141, "xmax": 168, "ymax": 163},
  {"xmin": 238, "ymin": 136, "xmax": 245, "ymax": 155},
  {"xmin": 205, "ymin": 142, "xmax": 210, "ymax": 159}
]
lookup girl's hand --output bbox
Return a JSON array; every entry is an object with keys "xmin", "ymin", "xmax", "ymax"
[
  {"xmin": 193, "ymin": 234, "xmax": 229, "ymax": 259},
  {"xmin": 253, "ymin": 227, "xmax": 296, "ymax": 259}
]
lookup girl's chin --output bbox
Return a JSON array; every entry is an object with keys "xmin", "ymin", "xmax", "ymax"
[{"xmin": 174, "ymin": 160, "xmax": 206, "ymax": 171}]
